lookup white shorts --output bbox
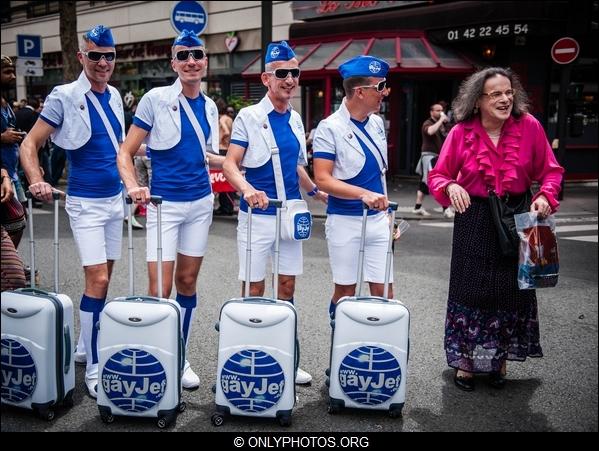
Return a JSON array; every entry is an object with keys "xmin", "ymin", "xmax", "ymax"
[
  {"xmin": 237, "ymin": 211, "xmax": 303, "ymax": 282},
  {"xmin": 146, "ymin": 195, "xmax": 214, "ymax": 262},
  {"xmin": 325, "ymin": 212, "xmax": 394, "ymax": 285},
  {"xmin": 65, "ymin": 193, "xmax": 125, "ymax": 267}
]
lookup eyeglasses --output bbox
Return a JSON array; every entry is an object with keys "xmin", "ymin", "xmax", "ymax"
[
  {"xmin": 81, "ymin": 51, "xmax": 116, "ymax": 62},
  {"xmin": 174, "ymin": 49, "xmax": 205, "ymax": 61},
  {"xmin": 266, "ymin": 68, "xmax": 301, "ymax": 79},
  {"xmin": 353, "ymin": 79, "xmax": 387, "ymax": 93},
  {"xmin": 482, "ymin": 89, "xmax": 515, "ymax": 101}
]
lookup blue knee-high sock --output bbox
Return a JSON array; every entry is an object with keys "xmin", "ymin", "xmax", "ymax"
[
  {"xmin": 329, "ymin": 299, "xmax": 336, "ymax": 319},
  {"xmin": 176, "ymin": 293, "xmax": 197, "ymax": 348},
  {"xmin": 80, "ymin": 295, "xmax": 105, "ymax": 371}
]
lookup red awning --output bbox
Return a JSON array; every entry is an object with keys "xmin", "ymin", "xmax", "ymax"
[{"xmin": 242, "ymin": 32, "xmax": 475, "ymax": 77}]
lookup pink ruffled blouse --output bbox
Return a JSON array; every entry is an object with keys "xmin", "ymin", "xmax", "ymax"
[{"xmin": 428, "ymin": 113, "xmax": 564, "ymax": 212}]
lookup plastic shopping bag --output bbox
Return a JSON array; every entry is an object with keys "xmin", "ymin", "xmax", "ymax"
[{"xmin": 515, "ymin": 212, "xmax": 559, "ymax": 290}]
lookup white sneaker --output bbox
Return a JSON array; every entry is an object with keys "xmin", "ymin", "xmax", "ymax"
[
  {"xmin": 124, "ymin": 216, "xmax": 144, "ymax": 230},
  {"xmin": 443, "ymin": 207, "xmax": 455, "ymax": 219},
  {"xmin": 74, "ymin": 347, "xmax": 87, "ymax": 365},
  {"xmin": 295, "ymin": 367, "xmax": 312, "ymax": 385},
  {"xmin": 433, "ymin": 207, "xmax": 444, "ymax": 213},
  {"xmin": 182, "ymin": 361, "xmax": 200, "ymax": 390},
  {"xmin": 411, "ymin": 207, "xmax": 431, "ymax": 216},
  {"xmin": 85, "ymin": 374, "xmax": 98, "ymax": 399}
]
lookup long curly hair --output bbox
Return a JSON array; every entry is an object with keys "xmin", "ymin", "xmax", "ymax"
[{"xmin": 452, "ymin": 67, "xmax": 529, "ymax": 123}]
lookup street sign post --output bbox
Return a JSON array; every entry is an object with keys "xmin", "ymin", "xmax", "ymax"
[
  {"xmin": 551, "ymin": 37, "xmax": 580, "ymax": 65},
  {"xmin": 17, "ymin": 35, "xmax": 42, "ymax": 59},
  {"xmin": 171, "ymin": 1, "xmax": 208, "ymax": 35}
]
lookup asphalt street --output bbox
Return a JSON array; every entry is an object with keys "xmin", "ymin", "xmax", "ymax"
[{"xmin": 1, "ymin": 180, "xmax": 597, "ymax": 432}]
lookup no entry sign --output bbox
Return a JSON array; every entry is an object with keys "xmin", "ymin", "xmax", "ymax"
[{"xmin": 551, "ymin": 37, "xmax": 580, "ymax": 65}]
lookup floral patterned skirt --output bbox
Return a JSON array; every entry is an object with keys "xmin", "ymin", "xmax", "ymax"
[{"xmin": 445, "ymin": 198, "xmax": 543, "ymax": 373}]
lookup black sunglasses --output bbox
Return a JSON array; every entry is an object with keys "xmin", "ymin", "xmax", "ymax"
[
  {"xmin": 353, "ymin": 79, "xmax": 387, "ymax": 93},
  {"xmin": 267, "ymin": 68, "xmax": 301, "ymax": 79},
  {"xmin": 82, "ymin": 51, "xmax": 116, "ymax": 62},
  {"xmin": 175, "ymin": 49, "xmax": 205, "ymax": 61}
]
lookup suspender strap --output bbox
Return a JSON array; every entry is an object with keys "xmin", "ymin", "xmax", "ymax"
[
  {"xmin": 85, "ymin": 91, "xmax": 120, "ymax": 153},
  {"xmin": 264, "ymin": 121, "xmax": 287, "ymax": 204},
  {"xmin": 178, "ymin": 94, "xmax": 211, "ymax": 191},
  {"xmin": 347, "ymin": 121, "xmax": 388, "ymax": 197}
]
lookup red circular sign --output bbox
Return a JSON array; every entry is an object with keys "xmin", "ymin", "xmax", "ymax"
[{"xmin": 551, "ymin": 37, "xmax": 580, "ymax": 65}]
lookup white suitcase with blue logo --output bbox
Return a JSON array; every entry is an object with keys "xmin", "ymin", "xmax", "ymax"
[
  {"xmin": 212, "ymin": 200, "xmax": 297, "ymax": 427},
  {"xmin": 96, "ymin": 196, "xmax": 186, "ymax": 428},
  {"xmin": 1, "ymin": 192, "xmax": 75, "ymax": 420},
  {"xmin": 327, "ymin": 203, "xmax": 409, "ymax": 418}
]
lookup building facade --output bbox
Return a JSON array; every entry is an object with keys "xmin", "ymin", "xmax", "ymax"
[{"xmin": 1, "ymin": 1, "xmax": 597, "ymax": 179}]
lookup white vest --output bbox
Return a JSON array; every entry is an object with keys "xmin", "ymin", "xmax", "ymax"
[
  {"xmin": 313, "ymin": 98, "xmax": 387, "ymax": 180},
  {"xmin": 138, "ymin": 78, "xmax": 219, "ymax": 152},
  {"xmin": 46, "ymin": 71, "xmax": 125, "ymax": 150},
  {"xmin": 236, "ymin": 95, "xmax": 307, "ymax": 168}
]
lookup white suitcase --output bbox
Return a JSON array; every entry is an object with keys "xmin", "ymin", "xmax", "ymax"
[
  {"xmin": 327, "ymin": 202, "xmax": 409, "ymax": 418},
  {"xmin": 96, "ymin": 196, "xmax": 185, "ymax": 428},
  {"xmin": 212, "ymin": 200, "xmax": 297, "ymax": 427},
  {"xmin": 1, "ymin": 192, "xmax": 75, "ymax": 420}
]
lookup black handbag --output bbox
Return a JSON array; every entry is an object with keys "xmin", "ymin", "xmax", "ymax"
[{"xmin": 488, "ymin": 189, "xmax": 532, "ymax": 257}]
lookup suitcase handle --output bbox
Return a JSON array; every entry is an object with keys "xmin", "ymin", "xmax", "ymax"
[
  {"xmin": 26, "ymin": 191, "xmax": 62, "ymax": 291},
  {"xmin": 63, "ymin": 324, "xmax": 71, "ymax": 374},
  {"xmin": 125, "ymin": 195, "xmax": 163, "ymax": 296},
  {"xmin": 244, "ymin": 199, "xmax": 283, "ymax": 299},
  {"xmin": 356, "ymin": 201, "xmax": 398, "ymax": 297},
  {"xmin": 17, "ymin": 287, "xmax": 52, "ymax": 296}
]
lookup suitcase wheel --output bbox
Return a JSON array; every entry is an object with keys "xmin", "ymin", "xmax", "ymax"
[
  {"xmin": 214, "ymin": 321, "xmax": 220, "ymax": 332},
  {"xmin": 327, "ymin": 399, "xmax": 343, "ymax": 415},
  {"xmin": 157, "ymin": 416, "xmax": 169, "ymax": 429},
  {"xmin": 178, "ymin": 402, "xmax": 187, "ymax": 413},
  {"xmin": 211, "ymin": 413, "xmax": 225, "ymax": 427},
  {"xmin": 100, "ymin": 413, "xmax": 115, "ymax": 424},
  {"xmin": 277, "ymin": 415, "xmax": 292, "ymax": 427},
  {"xmin": 39, "ymin": 409, "xmax": 55, "ymax": 421},
  {"xmin": 389, "ymin": 407, "xmax": 403, "ymax": 419}
]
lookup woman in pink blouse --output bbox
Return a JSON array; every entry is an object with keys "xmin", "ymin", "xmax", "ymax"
[{"xmin": 428, "ymin": 67, "xmax": 564, "ymax": 392}]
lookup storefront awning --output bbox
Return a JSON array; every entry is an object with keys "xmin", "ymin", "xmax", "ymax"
[{"xmin": 242, "ymin": 33, "xmax": 474, "ymax": 77}]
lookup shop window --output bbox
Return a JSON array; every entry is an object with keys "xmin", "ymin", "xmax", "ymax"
[
  {"xmin": 428, "ymin": 43, "xmax": 471, "ymax": 69},
  {"xmin": 325, "ymin": 39, "xmax": 370, "ymax": 69},
  {"xmin": 233, "ymin": 51, "xmax": 260, "ymax": 72},
  {"xmin": 400, "ymin": 38, "xmax": 436, "ymax": 68},
  {"xmin": 369, "ymin": 39, "xmax": 398, "ymax": 67},
  {"xmin": 27, "ymin": 1, "xmax": 59, "ymax": 18},
  {"xmin": 300, "ymin": 42, "xmax": 346, "ymax": 70}
]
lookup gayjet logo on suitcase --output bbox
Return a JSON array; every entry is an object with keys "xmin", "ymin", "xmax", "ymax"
[
  {"xmin": 1, "ymin": 338, "xmax": 38, "ymax": 403},
  {"xmin": 220, "ymin": 349, "xmax": 285, "ymax": 412},
  {"xmin": 338, "ymin": 345, "xmax": 402, "ymax": 405},
  {"xmin": 101, "ymin": 348, "xmax": 167, "ymax": 413}
]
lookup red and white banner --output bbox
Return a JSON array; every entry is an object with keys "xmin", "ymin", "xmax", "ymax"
[{"xmin": 209, "ymin": 169, "xmax": 236, "ymax": 193}]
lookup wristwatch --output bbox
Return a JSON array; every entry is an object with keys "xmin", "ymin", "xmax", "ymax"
[{"xmin": 307, "ymin": 186, "xmax": 319, "ymax": 197}]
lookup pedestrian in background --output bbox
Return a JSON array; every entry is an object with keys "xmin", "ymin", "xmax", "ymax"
[
  {"xmin": 413, "ymin": 102, "xmax": 452, "ymax": 217},
  {"xmin": 214, "ymin": 97, "xmax": 235, "ymax": 216},
  {"xmin": 428, "ymin": 67, "xmax": 564, "ymax": 391},
  {"xmin": 20, "ymin": 25, "xmax": 125, "ymax": 399}
]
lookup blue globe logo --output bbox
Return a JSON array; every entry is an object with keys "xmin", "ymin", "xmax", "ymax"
[
  {"xmin": 294, "ymin": 213, "xmax": 312, "ymax": 240},
  {"xmin": 220, "ymin": 349, "xmax": 285, "ymax": 412},
  {"xmin": 368, "ymin": 61, "xmax": 382, "ymax": 74},
  {"xmin": 1, "ymin": 338, "xmax": 37, "ymax": 403},
  {"xmin": 338, "ymin": 346, "xmax": 401, "ymax": 405},
  {"xmin": 101, "ymin": 348, "xmax": 167, "ymax": 413}
]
